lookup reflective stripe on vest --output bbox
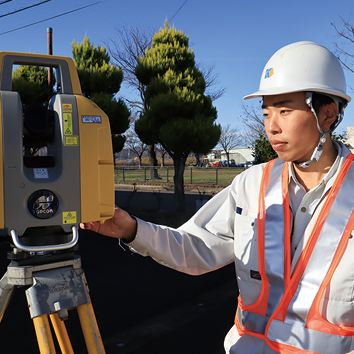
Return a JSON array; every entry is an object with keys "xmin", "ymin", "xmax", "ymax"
[
  {"xmin": 236, "ymin": 159, "xmax": 290, "ymax": 334},
  {"xmin": 236, "ymin": 154, "xmax": 354, "ymax": 353}
]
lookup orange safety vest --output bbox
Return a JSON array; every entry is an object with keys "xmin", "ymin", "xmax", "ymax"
[{"xmin": 235, "ymin": 154, "xmax": 354, "ymax": 353}]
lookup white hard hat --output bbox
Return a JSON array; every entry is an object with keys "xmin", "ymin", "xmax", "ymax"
[{"xmin": 244, "ymin": 41, "xmax": 351, "ymax": 103}]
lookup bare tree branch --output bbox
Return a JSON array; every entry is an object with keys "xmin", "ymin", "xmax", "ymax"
[
  {"xmin": 124, "ymin": 128, "xmax": 148, "ymax": 165},
  {"xmin": 155, "ymin": 143, "xmax": 169, "ymax": 166},
  {"xmin": 238, "ymin": 103, "xmax": 265, "ymax": 146},
  {"xmin": 197, "ymin": 63, "xmax": 226, "ymax": 101},
  {"xmin": 107, "ymin": 26, "xmax": 154, "ymax": 114},
  {"xmin": 107, "ymin": 26, "xmax": 159, "ymax": 175},
  {"xmin": 332, "ymin": 17, "xmax": 354, "ymax": 75},
  {"xmin": 216, "ymin": 124, "xmax": 243, "ymax": 166}
]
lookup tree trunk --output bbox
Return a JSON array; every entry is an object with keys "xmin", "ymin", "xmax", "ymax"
[
  {"xmin": 173, "ymin": 154, "xmax": 186, "ymax": 213},
  {"xmin": 195, "ymin": 154, "xmax": 201, "ymax": 167},
  {"xmin": 148, "ymin": 144, "xmax": 159, "ymax": 179}
]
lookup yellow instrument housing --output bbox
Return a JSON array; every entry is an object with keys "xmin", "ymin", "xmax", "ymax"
[{"xmin": 0, "ymin": 51, "xmax": 114, "ymax": 237}]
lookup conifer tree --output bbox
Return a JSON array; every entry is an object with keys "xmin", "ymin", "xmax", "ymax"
[
  {"xmin": 72, "ymin": 36, "xmax": 130, "ymax": 154},
  {"xmin": 12, "ymin": 65, "xmax": 50, "ymax": 105},
  {"xmin": 135, "ymin": 21, "xmax": 221, "ymax": 212},
  {"xmin": 252, "ymin": 134, "xmax": 277, "ymax": 164}
]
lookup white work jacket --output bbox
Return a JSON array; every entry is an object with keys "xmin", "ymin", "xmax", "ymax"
[{"xmin": 128, "ymin": 142, "xmax": 354, "ymax": 354}]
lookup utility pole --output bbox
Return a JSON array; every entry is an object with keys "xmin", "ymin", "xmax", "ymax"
[{"xmin": 47, "ymin": 27, "xmax": 53, "ymax": 99}]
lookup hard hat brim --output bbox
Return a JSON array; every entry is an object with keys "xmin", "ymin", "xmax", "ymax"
[{"xmin": 243, "ymin": 87, "xmax": 351, "ymax": 103}]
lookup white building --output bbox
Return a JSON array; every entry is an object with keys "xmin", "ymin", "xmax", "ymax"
[
  {"xmin": 346, "ymin": 127, "xmax": 354, "ymax": 152},
  {"xmin": 206, "ymin": 147, "xmax": 254, "ymax": 165}
]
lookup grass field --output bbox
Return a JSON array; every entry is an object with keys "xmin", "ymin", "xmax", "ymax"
[{"xmin": 115, "ymin": 166, "xmax": 243, "ymax": 186}]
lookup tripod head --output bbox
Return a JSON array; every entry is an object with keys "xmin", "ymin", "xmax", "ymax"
[{"xmin": 0, "ymin": 52, "xmax": 115, "ymax": 261}]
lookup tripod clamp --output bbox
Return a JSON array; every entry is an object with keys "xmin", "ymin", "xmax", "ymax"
[
  {"xmin": 10, "ymin": 226, "xmax": 79, "ymax": 252},
  {"xmin": 0, "ymin": 255, "xmax": 106, "ymax": 353}
]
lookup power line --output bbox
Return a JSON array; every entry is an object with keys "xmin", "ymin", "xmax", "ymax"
[
  {"xmin": 0, "ymin": 0, "xmax": 13, "ymax": 6},
  {"xmin": 169, "ymin": 0, "xmax": 188, "ymax": 22},
  {"xmin": 0, "ymin": 0, "xmax": 51, "ymax": 19},
  {"xmin": 0, "ymin": 0, "xmax": 104, "ymax": 36}
]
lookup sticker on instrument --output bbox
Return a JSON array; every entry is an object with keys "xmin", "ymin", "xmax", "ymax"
[
  {"xmin": 62, "ymin": 104, "xmax": 72, "ymax": 113},
  {"xmin": 63, "ymin": 211, "xmax": 77, "ymax": 224},
  {"xmin": 63, "ymin": 113, "xmax": 73, "ymax": 135},
  {"xmin": 33, "ymin": 168, "xmax": 49, "ymax": 179},
  {"xmin": 82, "ymin": 115, "xmax": 102, "ymax": 123},
  {"xmin": 64, "ymin": 136, "xmax": 79, "ymax": 146}
]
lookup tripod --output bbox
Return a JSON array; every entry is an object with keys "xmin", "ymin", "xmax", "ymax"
[{"xmin": 0, "ymin": 226, "xmax": 106, "ymax": 354}]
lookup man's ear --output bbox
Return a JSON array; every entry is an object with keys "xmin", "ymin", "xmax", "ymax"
[{"xmin": 320, "ymin": 102, "xmax": 338, "ymax": 132}]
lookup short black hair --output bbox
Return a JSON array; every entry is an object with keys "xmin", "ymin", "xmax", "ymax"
[
  {"xmin": 311, "ymin": 92, "xmax": 334, "ymax": 115},
  {"xmin": 311, "ymin": 92, "xmax": 346, "ymax": 131}
]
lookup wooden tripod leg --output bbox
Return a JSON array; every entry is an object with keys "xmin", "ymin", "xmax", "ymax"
[
  {"xmin": 77, "ymin": 303, "xmax": 106, "ymax": 354},
  {"xmin": 0, "ymin": 272, "xmax": 14, "ymax": 324},
  {"xmin": 49, "ymin": 313, "xmax": 74, "ymax": 354},
  {"xmin": 33, "ymin": 314, "xmax": 56, "ymax": 354}
]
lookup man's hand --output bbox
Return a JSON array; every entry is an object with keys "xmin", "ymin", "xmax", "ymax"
[{"xmin": 80, "ymin": 207, "xmax": 137, "ymax": 243}]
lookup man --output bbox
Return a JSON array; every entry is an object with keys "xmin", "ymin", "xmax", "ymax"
[{"xmin": 81, "ymin": 41, "xmax": 354, "ymax": 353}]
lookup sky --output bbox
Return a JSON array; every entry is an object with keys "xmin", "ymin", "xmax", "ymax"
[{"xmin": 1, "ymin": 0, "xmax": 354, "ymax": 135}]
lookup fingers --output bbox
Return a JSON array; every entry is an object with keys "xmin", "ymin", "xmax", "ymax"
[
  {"xmin": 79, "ymin": 222, "xmax": 90, "ymax": 230},
  {"xmin": 79, "ymin": 207, "xmax": 137, "ymax": 241},
  {"xmin": 79, "ymin": 221, "xmax": 102, "ymax": 233}
]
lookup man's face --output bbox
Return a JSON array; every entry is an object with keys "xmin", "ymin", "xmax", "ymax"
[{"xmin": 262, "ymin": 92, "xmax": 320, "ymax": 164}]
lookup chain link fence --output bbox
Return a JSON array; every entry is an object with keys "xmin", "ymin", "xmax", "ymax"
[{"xmin": 114, "ymin": 166, "xmax": 243, "ymax": 186}]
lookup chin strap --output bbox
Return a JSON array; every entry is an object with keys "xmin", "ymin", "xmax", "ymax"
[
  {"xmin": 298, "ymin": 131, "xmax": 329, "ymax": 168},
  {"xmin": 298, "ymin": 92, "xmax": 345, "ymax": 168}
]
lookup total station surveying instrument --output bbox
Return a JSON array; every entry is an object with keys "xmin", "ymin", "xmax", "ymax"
[{"xmin": 0, "ymin": 52, "xmax": 115, "ymax": 353}]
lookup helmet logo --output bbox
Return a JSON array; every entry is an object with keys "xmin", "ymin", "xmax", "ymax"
[{"xmin": 264, "ymin": 68, "xmax": 274, "ymax": 79}]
